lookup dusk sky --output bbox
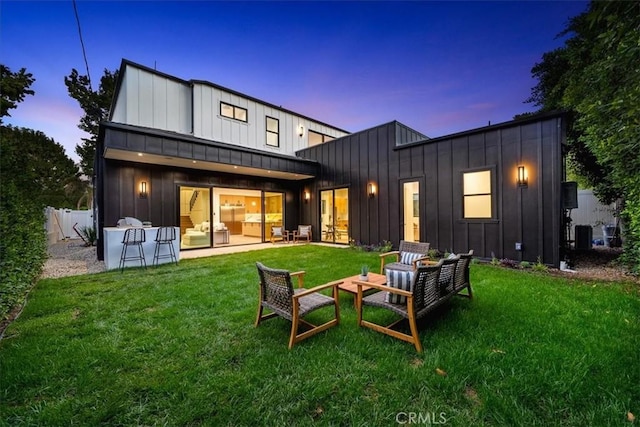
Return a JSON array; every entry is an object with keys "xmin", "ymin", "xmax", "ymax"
[{"xmin": 2, "ymin": 1, "xmax": 588, "ymax": 163}]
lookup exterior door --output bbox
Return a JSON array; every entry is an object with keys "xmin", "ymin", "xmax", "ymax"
[
  {"xmin": 320, "ymin": 188, "xmax": 349, "ymax": 243},
  {"xmin": 263, "ymin": 192, "xmax": 284, "ymax": 242},
  {"xmin": 179, "ymin": 185, "xmax": 211, "ymax": 249},
  {"xmin": 402, "ymin": 181, "xmax": 420, "ymax": 242}
]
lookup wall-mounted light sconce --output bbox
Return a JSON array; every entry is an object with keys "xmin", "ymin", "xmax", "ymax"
[
  {"xmin": 368, "ymin": 182, "xmax": 377, "ymax": 198},
  {"xmin": 139, "ymin": 181, "xmax": 148, "ymax": 199},
  {"xmin": 517, "ymin": 166, "xmax": 528, "ymax": 187},
  {"xmin": 304, "ymin": 191, "xmax": 310, "ymax": 203},
  {"xmin": 298, "ymin": 125, "xmax": 305, "ymax": 137}
]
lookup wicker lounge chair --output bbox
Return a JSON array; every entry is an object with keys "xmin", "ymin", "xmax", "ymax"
[
  {"xmin": 255, "ymin": 262, "xmax": 341, "ymax": 349},
  {"xmin": 452, "ymin": 250, "xmax": 474, "ymax": 298},
  {"xmin": 435, "ymin": 255, "xmax": 459, "ymax": 297},
  {"xmin": 356, "ymin": 259, "xmax": 445, "ymax": 353},
  {"xmin": 380, "ymin": 240, "xmax": 431, "ymax": 274}
]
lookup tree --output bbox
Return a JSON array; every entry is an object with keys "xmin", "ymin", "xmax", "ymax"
[
  {"xmin": 65, "ymin": 68, "xmax": 118, "ymax": 176},
  {"xmin": 0, "ymin": 64, "xmax": 35, "ymax": 123},
  {"xmin": 527, "ymin": 1, "xmax": 640, "ymax": 272},
  {"xmin": 1, "ymin": 126, "xmax": 81, "ymax": 208}
]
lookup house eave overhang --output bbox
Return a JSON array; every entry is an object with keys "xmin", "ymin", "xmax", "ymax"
[{"xmin": 100, "ymin": 122, "xmax": 318, "ymax": 181}]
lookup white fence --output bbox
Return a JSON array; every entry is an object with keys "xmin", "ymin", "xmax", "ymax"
[
  {"xmin": 570, "ymin": 190, "xmax": 618, "ymax": 239},
  {"xmin": 45, "ymin": 207, "xmax": 94, "ymax": 243}
]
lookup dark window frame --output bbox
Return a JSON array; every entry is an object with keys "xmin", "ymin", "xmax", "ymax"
[
  {"xmin": 220, "ymin": 101, "xmax": 248, "ymax": 123},
  {"xmin": 266, "ymin": 116, "xmax": 279, "ymax": 147},
  {"xmin": 461, "ymin": 166, "xmax": 497, "ymax": 220}
]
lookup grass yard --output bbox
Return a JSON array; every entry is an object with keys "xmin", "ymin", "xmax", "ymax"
[{"xmin": 1, "ymin": 245, "xmax": 638, "ymax": 426}]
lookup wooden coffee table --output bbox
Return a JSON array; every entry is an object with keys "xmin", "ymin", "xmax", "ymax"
[{"xmin": 337, "ymin": 272, "xmax": 386, "ymax": 305}]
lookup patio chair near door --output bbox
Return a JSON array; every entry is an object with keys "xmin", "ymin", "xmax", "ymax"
[
  {"xmin": 270, "ymin": 226, "xmax": 287, "ymax": 243},
  {"xmin": 293, "ymin": 225, "xmax": 312, "ymax": 243}
]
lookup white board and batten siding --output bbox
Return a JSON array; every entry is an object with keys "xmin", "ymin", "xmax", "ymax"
[
  {"xmin": 192, "ymin": 83, "xmax": 348, "ymax": 156},
  {"xmin": 112, "ymin": 62, "xmax": 348, "ymax": 155},
  {"xmin": 111, "ymin": 64, "xmax": 192, "ymax": 135}
]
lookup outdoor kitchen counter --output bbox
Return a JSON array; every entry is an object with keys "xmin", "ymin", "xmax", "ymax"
[{"xmin": 103, "ymin": 226, "xmax": 180, "ymax": 271}]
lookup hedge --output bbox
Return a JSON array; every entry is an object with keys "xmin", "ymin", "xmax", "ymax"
[{"xmin": 0, "ymin": 181, "xmax": 47, "ymax": 322}]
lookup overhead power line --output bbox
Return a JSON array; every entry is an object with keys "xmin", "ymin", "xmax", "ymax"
[{"xmin": 72, "ymin": 0, "xmax": 92, "ymax": 91}]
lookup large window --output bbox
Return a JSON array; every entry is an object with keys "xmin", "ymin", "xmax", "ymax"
[
  {"xmin": 308, "ymin": 130, "xmax": 335, "ymax": 147},
  {"xmin": 266, "ymin": 117, "xmax": 279, "ymax": 147},
  {"xmin": 463, "ymin": 170, "xmax": 492, "ymax": 218},
  {"xmin": 220, "ymin": 102, "xmax": 247, "ymax": 122}
]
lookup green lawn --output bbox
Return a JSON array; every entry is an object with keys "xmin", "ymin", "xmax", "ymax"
[{"xmin": 1, "ymin": 245, "xmax": 638, "ymax": 426}]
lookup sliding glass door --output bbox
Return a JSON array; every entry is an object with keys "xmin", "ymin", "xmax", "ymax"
[
  {"xmin": 320, "ymin": 188, "xmax": 349, "ymax": 244},
  {"xmin": 263, "ymin": 192, "xmax": 284, "ymax": 242},
  {"xmin": 179, "ymin": 186, "xmax": 211, "ymax": 249}
]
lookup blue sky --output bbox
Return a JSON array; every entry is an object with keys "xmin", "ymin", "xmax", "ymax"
[{"xmin": 2, "ymin": 1, "xmax": 588, "ymax": 163}]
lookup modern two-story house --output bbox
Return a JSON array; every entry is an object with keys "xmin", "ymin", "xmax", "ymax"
[{"xmin": 96, "ymin": 59, "xmax": 569, "ymax": 266}]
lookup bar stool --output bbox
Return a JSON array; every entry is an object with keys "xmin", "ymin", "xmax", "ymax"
[
  {"xmin": 119, "ymin": 228, "xmax": 146, "ymax": 272},
  {"xmin": 153, "ymin": 226, "xmax": 178, "ymax": 266}
]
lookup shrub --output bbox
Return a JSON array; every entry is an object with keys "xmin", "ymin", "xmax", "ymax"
[
  {"xmin": 78, "ymin": 226, "xmax": 97, "ymax": 246},
  {"xmin": 532, "ymin": 256, "xmax": 549, "ymax": 273},
  {"xmin": 349, "ymin": 239, "xmax": 393, "ymax": 252},
  {"xmin": 490, "ymin": 252, "xmax": 500, "ymax": 266},
  {"xmin": 427, "ymin": 248, "xmax": 440, "ymax": 259}
]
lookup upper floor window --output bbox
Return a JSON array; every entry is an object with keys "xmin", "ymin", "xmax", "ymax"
[
  {"xmin": 463, "ymin": 170, "xmax": 492, "ymax": 218},
  {"xmin": 220, "ymin": 102, "xmax": 247, "ymax": 122},
  {"xmin": 266, "ymin": 117, "xmax": 279, "ymax": 147},
  {"xmin": 308, "ymin": 130, "xmax": 335, "ymax": 147}
]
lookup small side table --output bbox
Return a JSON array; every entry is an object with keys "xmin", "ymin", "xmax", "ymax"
[{"xmin": 285, "ymin": 230, "xmax": 294, "ymax": 243}]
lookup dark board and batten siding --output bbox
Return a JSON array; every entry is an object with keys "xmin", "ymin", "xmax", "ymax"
[
  {"xmin": 297, "ymin": 115, "xmax": 565, "ymax": 266},
  {"xmin": 103, "ymin": 123, "xmax": 319, "ymax": 177},
  {"xmin": 96, "ymin": 125, "xmax": 309, "ymax": 259},
  {"xmin": 99, "ymin": 160, "xmax": 300, "ymax": 228}
]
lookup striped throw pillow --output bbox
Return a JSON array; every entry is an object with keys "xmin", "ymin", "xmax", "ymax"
[
  {"xmin": 400, "ymin": 251, "xmax": 423, "ymax": 265},
  {"xmin": 385, "ymin": 270, "xmax": 414, "ymax": 304}
]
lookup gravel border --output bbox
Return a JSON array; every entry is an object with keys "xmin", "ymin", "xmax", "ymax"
[{"xmin": 41, "ymin": 241, "xmax": 105, "ymax": 279}]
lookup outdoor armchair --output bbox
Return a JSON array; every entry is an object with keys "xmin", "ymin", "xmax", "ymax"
[
  {"xmin": 255, "ymin": 262, "xmax": 341, "ymax": 349},
  {"xmin": 380, "ymin": 240, "xmax": 431, "ymax": 274},
  {"xmin": 270, "ymin": 226, "xmax": 287, "ymax": 243},
  {"xmin": 293, "ymin": 225, "xmax": 312, "ymax": 243}
]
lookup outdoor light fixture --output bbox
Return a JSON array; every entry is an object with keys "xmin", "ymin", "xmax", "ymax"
[
  {"xmin": 139, "ymin": 181, "xmax": 148, "ymax": 199},
  {"xmin": 298, "ymin": 125, "xmax": 305, "ymax": 137},
  {"xmin": 304, "ymin": 191, "xmax": 310, "ymax": 203},
  {"xmin": 517, "ymin": 166, "xmax": 528, "ymax": 187},
  {"xmin": 368, "ymin": 183, "xmax": 377, "ymax": 198}
]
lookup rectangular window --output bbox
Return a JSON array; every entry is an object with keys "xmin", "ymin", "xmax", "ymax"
[
  {"xmin": 220, "ymin": 102, "xmax": 248, "ymax": 122},
  {"xmin": 308, "ymin": 130, "xmax": 334, "ymax": 147},
  {"xmin": 463, "ymin": 170, "xmax": 492, "ymax": 218},
  {"xmin": 266, "ymin": 117, "xmax": 279, "ymax": 147}
]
